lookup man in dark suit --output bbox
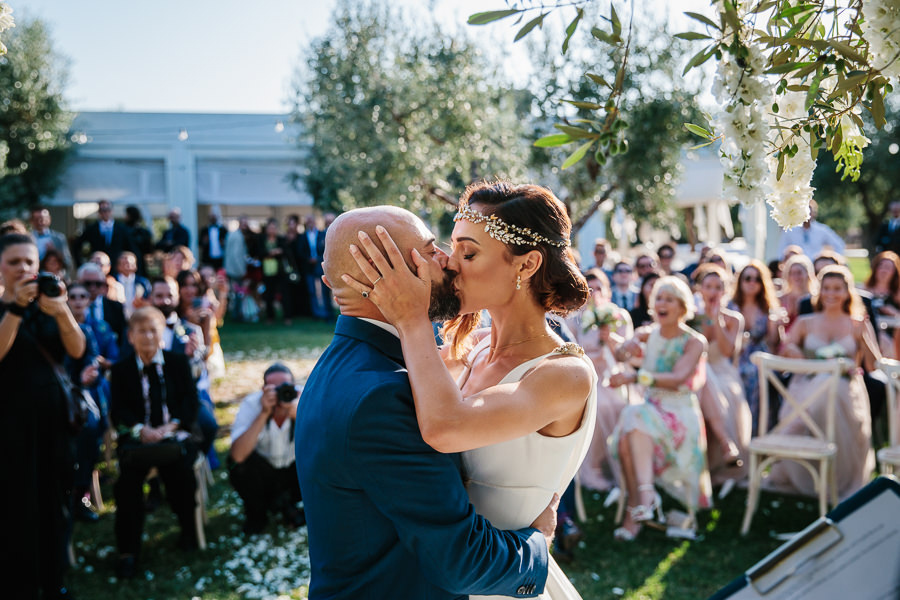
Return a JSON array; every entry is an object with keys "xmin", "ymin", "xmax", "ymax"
[
  {"xmin": 78, "ymin": 199, "xmax": 135, "ymax": 273},
  {"xmin": 78, "ymin": 262, "xmax": 128, "ymax": 346},
  {"xmin": 875, "ymin": 200, "xmax": 900, "ymax": 255},
  {"xmin": 157, "ymin": 208, "xmax": 191, "ymax": 253},
  {"xmin": 110, "ymin": 306, "xmax": 200, "ymax": 578},
  {"xmin": 296, "ymin": 214, "xmax": 331, "ymax": 320},
  {"xmin": 295, "ymin": 207, "xmax": 552, "ymax": 599},
  {"xmin": 198, "ymin": 212, "xmax": 228, "ymax": 270}
]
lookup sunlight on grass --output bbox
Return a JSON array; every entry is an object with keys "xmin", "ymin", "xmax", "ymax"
[{"xmin": 626, "ymin": 541, "xmax": 691, "ymax": 600}]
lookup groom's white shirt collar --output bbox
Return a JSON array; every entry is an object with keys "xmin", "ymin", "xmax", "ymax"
[{"xmin": 358, "ymin": 317, "xmax": 399, "ymax": 338}]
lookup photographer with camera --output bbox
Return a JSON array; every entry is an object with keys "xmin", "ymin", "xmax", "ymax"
[
  {"xmin": 229, "ymin": 362, "xmax": 304, "ymax": 534},
  {"xmin": 0, "ymin": 233, "xmax": 86, "ymax": 599}
]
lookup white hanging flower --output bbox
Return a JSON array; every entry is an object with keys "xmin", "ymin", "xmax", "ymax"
[
  {"xmin": 0, "ymin": 3, "xmax": 14, "ymax": 55},
  {"xmin": 766, "ymin": 91, "xmax": 816, "ymax": 229},
  {"xmin": 861, "ymin": 0, "xmax": 900, "ymax": 80},
  {"xmin": 713, "ymin": 5, "xmax": 773, "ymax": 211}
]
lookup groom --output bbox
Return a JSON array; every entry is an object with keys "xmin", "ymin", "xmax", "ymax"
[{"xmin": 295, "ymin": 206, "xmax": 553, "ymax": 599}]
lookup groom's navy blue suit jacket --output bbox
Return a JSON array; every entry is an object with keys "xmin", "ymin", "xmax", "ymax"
[{"xmin": 295, "ymin": 316, "xmax": 548, "ymax": 599}]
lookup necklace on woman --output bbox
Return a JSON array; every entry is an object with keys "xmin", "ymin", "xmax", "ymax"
[{"xmin": 492, "ymin": 333, "xmax": 553, "ymax": 353}]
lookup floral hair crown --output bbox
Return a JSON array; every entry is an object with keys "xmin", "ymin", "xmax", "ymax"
[{"xmin": 453, "ymin": 200, "xmax": 569, "ymax": 248}]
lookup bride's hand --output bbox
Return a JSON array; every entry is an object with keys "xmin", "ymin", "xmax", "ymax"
[{"xmin": 342, "ymin": 226, "xmax": 433, "ymax": 329}]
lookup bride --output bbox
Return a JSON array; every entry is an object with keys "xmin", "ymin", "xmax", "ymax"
[{"xmin": 345, "ymin": 181, "xmax": 596, "ymax": 599}]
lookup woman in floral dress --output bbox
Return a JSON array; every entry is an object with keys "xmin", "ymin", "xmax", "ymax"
[{"xmin": 608, "ymin": 276, "xmax": 712, "ymax": 540}]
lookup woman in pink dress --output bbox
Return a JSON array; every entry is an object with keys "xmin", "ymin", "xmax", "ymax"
[{"xmin": 769, "ymin": 266, "xmax": 879, "ymax": 499}]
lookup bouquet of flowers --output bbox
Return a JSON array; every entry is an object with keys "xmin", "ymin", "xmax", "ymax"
[
  {"xmin": 814, "ymin": 343, "xmax": 848, "ymax": 360},
  {"xmin": 582, "ymin": 302, "xmax": 624, "ymax": 333}
]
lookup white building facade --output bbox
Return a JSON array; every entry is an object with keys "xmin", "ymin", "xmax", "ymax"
[{"xmin": 45, "ymin": 111, "xmax": 311, "ymax": 255}]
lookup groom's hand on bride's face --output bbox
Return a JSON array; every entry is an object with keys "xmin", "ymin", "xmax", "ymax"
[{"xmin": 530, "ymin": 493, "xmax": 560, "ymax": 548}]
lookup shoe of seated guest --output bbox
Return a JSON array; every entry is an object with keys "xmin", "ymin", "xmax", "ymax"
[
  {"xmin": 723, "ymin": 439, "xmax": 743, "ymax": 468},
  {"xmin": 613, "ymin": 518, "xmax": 642, "ymax": 542},
  {"xmin": 631, "ymin": 484, "xmax": 664, "ymax": 524}
]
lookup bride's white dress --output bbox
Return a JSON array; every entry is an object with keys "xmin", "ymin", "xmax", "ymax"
[{"xmin": 458, "ymin": 338, "xmax": 597, "ymax": 600}]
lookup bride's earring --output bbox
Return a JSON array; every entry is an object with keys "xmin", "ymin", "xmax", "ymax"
[{"xmin": 516, "ymin": 275, "xmax": 521, "ymax": 290}]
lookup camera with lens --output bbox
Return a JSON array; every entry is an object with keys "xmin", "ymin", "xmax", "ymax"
[
  {"xmin": 275, "ymin": 382, "xmax": 300, "ymax": 404},
  {"xmin": 36, "ymin": 272, "xmax": 63, "ymax": 298}
]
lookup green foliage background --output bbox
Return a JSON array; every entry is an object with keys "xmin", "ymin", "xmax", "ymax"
[{"xmin": 0, "ymin": 15, "xmax": 72, "ymax": 213}]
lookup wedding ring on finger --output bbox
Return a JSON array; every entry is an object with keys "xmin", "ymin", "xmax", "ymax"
[
  {"xmin": 372, "ymin": 276, "xmax": 383, "ymax": 285},
  {"xmin": 361, "ymin": 290, "xmax": 369, "ymax": 299}
]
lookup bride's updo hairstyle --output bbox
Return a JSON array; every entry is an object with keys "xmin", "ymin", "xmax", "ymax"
[{"xmin": 443, "ymin": 180, "xmax": 590, "ymax": 359}]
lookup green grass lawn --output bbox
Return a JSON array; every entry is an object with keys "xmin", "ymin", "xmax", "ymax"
[{"xmin": 67, "ymin": 317, "xmax": 835, "ymax": 600}]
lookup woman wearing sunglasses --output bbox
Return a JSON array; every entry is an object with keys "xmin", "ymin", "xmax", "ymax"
[{"xmin": 731, "ymin": 260, "xmax": 783, "ymax": 435}]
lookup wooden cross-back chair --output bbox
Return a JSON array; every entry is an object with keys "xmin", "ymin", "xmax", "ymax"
[
  {"xmin": 875, "ymin": 358, "xmax": 900, "ymax": 475},
  {"xmin": 740, "ymin": 352, "xmax": 850, "ymax": 535}
]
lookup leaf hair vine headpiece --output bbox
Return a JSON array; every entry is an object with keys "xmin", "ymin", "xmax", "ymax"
[{"xmin": 453, "ymin": 200, "xmax": 569, "ymax": 248}]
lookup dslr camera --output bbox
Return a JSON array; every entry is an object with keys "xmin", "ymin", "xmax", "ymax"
[
  {"xmin": 36, "ymin": 272, "xmax": 63, "ymax": 298},
  {"xmin": 275, "ymin": 382, "xmax": 300, "ymax": 404}
]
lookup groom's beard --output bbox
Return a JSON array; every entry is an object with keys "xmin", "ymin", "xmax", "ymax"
[{"xmin": 428, "ymin": 270, "xmax": 461, "ymax": 322}]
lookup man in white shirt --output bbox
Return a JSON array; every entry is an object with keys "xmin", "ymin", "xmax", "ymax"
[
  {"xmin": 229, "ymin": 363, "xmax": 304, "ymax": 534},
  {"xmin": 777, "ymin": 199, "xmax": 845, "ymax": 258}
]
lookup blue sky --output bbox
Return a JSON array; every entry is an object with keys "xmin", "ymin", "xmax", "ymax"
[{"xmin": 15, "ymin": 0, "xmax": 706, "ymax": 114}]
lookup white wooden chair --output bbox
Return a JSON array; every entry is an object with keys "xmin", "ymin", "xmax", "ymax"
[
  {"xmin": 875, "ymin": 358, "xmax": 900, "ymax": 475},
  {"xmin": 740, "ymin": 352, "xmax": 848, "ymax": 535}
]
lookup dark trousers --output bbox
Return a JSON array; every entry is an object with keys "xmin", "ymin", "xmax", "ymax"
[
  {"xmin": 114, "ymin": 441, "xmax": 197, "ymax": 555},
  {"xmin": 228, "ymin": 452, "xmax": 300, "ymax": 525},
  {"xmin": 262, "ymin": 274, "xmax": 287, "ymax": 321}
]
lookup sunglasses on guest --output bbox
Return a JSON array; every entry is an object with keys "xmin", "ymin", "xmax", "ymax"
[
  {"xmin": 741, "ymin": 274, "xmax": 761, "ymax": 283},
  {"xmin": 82, "ymin": 280, "xmax": 106, "ymax": 288}
]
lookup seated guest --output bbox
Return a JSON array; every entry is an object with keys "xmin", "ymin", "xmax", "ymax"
[
  {"xmin": 576, "ymin": 269, "xmax": 632, "ymax": 493},
  {"xmin": 229, "ymin": 362, "xmax": 304, "ymax": 534},
  {"xmin": 656, "ymin": 242, "xmax": 676, "ymax": 275},
  {"xmin": 110, "ymin": 307, "xmax": 200, "ymax": 578},
  {"xmin": 731, "ymin": 260, "xmax": 783, "ymax": 434},
  {"xmin": 40, "ymin": 247, "xmax": 69, "ymax": 282},
  {"xmin": 609, "ymin": 276, "xmax": 712, "ymax": 541},
  {"xmin": 67, "ymin": 282, "xmax": 118, "ymax": 522},
  {"xmin": 861, "ymin": 251, "xmax": 900, "ymax": 357},
  {"xmin": 690, "ymin": 264, "xmax": 750, "ymax": 484},
  {"xmin": 634, "ymin": 252, "xmax": 658, "ymax": 282},
  {"xmin": 78, "ymin": 262, "xmax": 127, "ymax": 347},
  {"xmin": 770, "ymin": 266, "xmax": 878, "ymax": 500},
  {"xmin": 162, "ymin": 245, "xmax": 196, "ymax": 280},
  {"xmin": 148, "ymin": 277, "xmax": 219, "ymax": 459},
  {"xmin": 90, "ymin": 251, "xmax": 126, "ymax": 304},
  {"xmin": 610, "ymin": 261, "xmax": 638, "ymax": 310},
  {"xmin": 778, "ymin": 254, "xmax": 817, "ymax": 334},
  {"xmin": 115, "ymin": 251, "xmax": 151, "ymax": 318},
  {"xmin": 629, "ymin": 271, "xmax": 661, "ymax": 329}
]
